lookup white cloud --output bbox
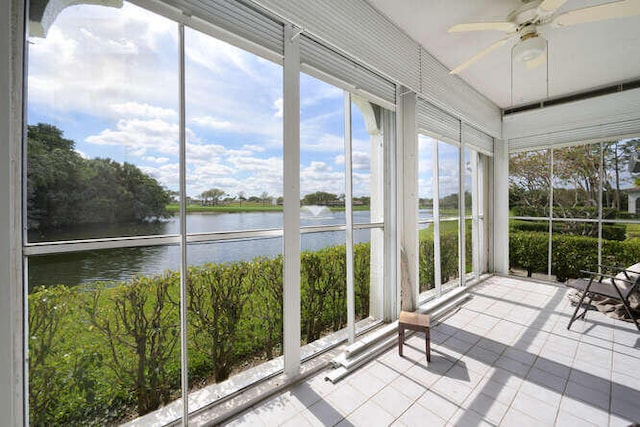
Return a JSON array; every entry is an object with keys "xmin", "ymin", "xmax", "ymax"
[
  {"xmin": 334, "ymin": 151, "xmax": 370, "ymax": 171},
  {"xmin": 274, "ymin": 97, "xmax": 283, "ymax": 118},
  {"xmin": 191, "ymin": 116, "xmax": 233, "ymax": 130},
  {"xmin": 242, "ymin": 144, "xmax": 265, "ymax": 153},
  {"xmin": 111, "ymin": 102, "xmax": 177, "ymax": 120},
  {"xmin": 301, "ymin": 74, "xmax": 343, "ymax": 107},
  {"xmin": 143, "ymin": 156, "xmax": 170, "ymax": 164},
  {"xmin": 301, "ymin": 133, "xmax": 343, "ymax": 153},
  {"xmin": 186, "ymin": 142, "xmax": 226, "ymax": 161},
  {"xmin": 139, "ymin": 163, "xmax": 179, "ymax": 190},
  {"xmin": 28, "ymin": 3, "xmax": 180, "ymax": 117},
  {"xmin": 301, "ymin": 161, "xmax": 344, "ymax": 195},
  {"xmin": 86, "ymin": 118, "xmax": 180, "ymax": 157},
  {"xmin": 29, "ymin": 2, "xmax": 368, "ymax": 201}
]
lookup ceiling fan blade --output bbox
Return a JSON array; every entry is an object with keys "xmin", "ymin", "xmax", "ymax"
[
  {"xmin": 538, "ymin": 0, "xmax": 568, "ymax": 13},
  {"xmin": 448, "ymin": 22, "xmax": 516, "ymax": 33},
  {"xmin": 450, "ymin": 36, "xmax": 511, "ymax": 75},
  {"xmin": 553, "ymin": 0, "xmax": 640, "ymax": 27},
  {"xmin": 526, "ymin": 53, "xmax": 546, "ymax": 70}
]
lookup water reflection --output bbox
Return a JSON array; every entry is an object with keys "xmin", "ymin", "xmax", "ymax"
[{"xmin": 28, "ymin": 210, "xmax": 439, "ymax": 289}]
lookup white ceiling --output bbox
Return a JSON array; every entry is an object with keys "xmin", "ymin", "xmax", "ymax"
[{"xmin": 367, "ymin": 0, "xmax": 640, "ymax": 109}]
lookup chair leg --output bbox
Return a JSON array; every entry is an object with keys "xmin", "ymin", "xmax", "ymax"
[
  {"xmin": 398, "ymin": 326, "xmax": 404, "ymax": 357},
  {"xmin": 620, "ymin": 301, "xmax": 640, "ymax": 332},
  {"xmin": 426, "ymin": 329, "xmax": 431, "ymax": 362},
  {"xmin": 579, "ymin": 294, "xmax": 594, "ymax": 320},
  {"xmin": 568, "ymin": 290, "xmax": 589, "ymax": 330}
]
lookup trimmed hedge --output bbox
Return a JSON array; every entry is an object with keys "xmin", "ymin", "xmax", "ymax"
[
  {"xmin": 510, "ymin": 219, "xmax": 627, "ymax": 241},
  {"xmin": 510, "ymin": 230, "xmax": 640, "ymax": 281},
  {"xmin": 418, "ymin": 227, "xmax": 472, "ymax": 292},
  {"xmin": 29, "ymin": 243, "xmax": 371, "ymax": 425}
]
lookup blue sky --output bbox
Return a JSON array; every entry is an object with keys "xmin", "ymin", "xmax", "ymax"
[{"xmin": 27, "ymin": 1, "xmax": 374, "ymax": 200}]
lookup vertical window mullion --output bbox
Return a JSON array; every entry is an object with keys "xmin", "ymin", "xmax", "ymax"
[
  {"xmin": 598, "ymin": 142, "xmax": 604, "ymax": 270},
  {"xmin": 471, "ymin": 151, "xmax": 480, "ymax": 279},
  {"xmin": 432, "ymin": 142, "xmax": 441, "ymax": 297},
  {"xmin": 459, "ymin": 128, "xmax": 466, "ymax": 287},
  {"xmin": 283, "ymin": 24, "xmax": 301, "ymax": 376},
  {"xmin": 548, "ymin": 149, "xmax": 554, "ymax": 278},
  {"xmin": 344, "ymin": 92, "xmax": 355, "ymax": 344},
  {"xmin": 178, "ymin": 23, "xmax": 189, "ymax": 423}
]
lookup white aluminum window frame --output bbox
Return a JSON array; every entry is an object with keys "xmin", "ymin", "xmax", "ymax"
[
  {"xmin": 510, "ymin": 140, "xmax": 640, "ymax": 280},
  {"xmin": 417, "ymin": 133, "xmax": 487, "ymax": 302},
  {"xmin": 20, "ymin": 3, "xmax": 393, "ymax": 423}
]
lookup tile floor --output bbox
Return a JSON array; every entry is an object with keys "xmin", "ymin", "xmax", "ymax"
[{"xmin": 223, "ymin": 276, "xmax": 640, "ymax": 426}]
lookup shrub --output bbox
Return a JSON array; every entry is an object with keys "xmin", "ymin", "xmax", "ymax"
[
  {"xmin": 510, "ymin": 220, "xmax": 548, "ymax": 233},
  {"xmin": 510, "ymin": 230, "xmax": 640, "ymax": 281},
  {"xmin": 26, "ymin": 240, "xmax": 386, "ymax": 424},
  {"xmin": 83, "ymin": 274, "xmax": 180, "ymax": 416},
  {"xmin": 188, "ymin": 262, "xmax": 255, "ymax": 382},
  {"xmin": 550, "ymin": 235, "xmax": 598, "ymax": 281},
  {"xmin": 509, "ymin": 231, "xmax": 548, "ymax": 277}
]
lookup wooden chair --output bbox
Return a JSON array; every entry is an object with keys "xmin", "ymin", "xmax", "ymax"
[{"xmin": 398, "ymin": 310, "xmax": 431, "ymax": 361}]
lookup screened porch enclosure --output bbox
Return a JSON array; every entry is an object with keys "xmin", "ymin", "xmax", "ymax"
[{"xmin": 2, "ymin": 0, "xmax": 640, "ymax": 426}]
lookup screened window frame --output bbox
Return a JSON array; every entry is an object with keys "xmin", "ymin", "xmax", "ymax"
[
  {"xmin": 509, "ymin": 138, "xmax": 640, "ymax": 280},
  {"xmin": 21, "ymin": 0, "xmax": 397, "ymax": 423}
]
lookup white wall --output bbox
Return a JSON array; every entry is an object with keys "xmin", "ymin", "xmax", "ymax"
[{"xmin": 492, "ymin": 139, "xmax": 509, "ymax": 274}]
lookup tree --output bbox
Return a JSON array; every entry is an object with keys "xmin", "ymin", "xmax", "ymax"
[
  {"xmin": 603, "ymin": 139, "xmax": 640, "ymax": 211},
  {"xmin": 509, "ymin": 150, "xmax": 551, "ymax": 216},
  {"xmin": 27, "ymin": 123, "xmax": 171, "ymax": 231},
  {"xmin": 237, "ymin": 191, "xmax": 246, "ymax": 207},
  {"xmin": 301, "ymin": 191, "xmax": 340, "ymax": 206},
  {"xmin": 260, "ymin": 191, "xmax": 270, "ymax": 207},
  {"xmin": 200, "ymin": 188, "xmax": 225, "ymax": 206}
]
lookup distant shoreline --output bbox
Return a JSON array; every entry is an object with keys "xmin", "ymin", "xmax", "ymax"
[{"xmin": 165, "ymin": 203, "xmax": 370, "ymax": 213}]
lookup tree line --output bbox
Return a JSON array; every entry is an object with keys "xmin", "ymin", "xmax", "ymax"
[
  {"xmin": 194, "ymin": 188, "xmax": 371, "ymax": 207},
  {"xmin": 27, "ymin": 123, "xmax": 376, "ymax": 233},
  {"xmin": 509, "ymin": 140, "xmax": 640, "ymax": 219},
  {"xmin": 27, "ymin": 123, "xmax": 171, "ymax": 231}
]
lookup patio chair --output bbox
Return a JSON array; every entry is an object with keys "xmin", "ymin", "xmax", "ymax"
[{"xmin": 566, "ymin": 264, "xmax": 640, "ymax": 332}]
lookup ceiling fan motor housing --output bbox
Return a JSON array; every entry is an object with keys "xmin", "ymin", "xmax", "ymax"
[{"xmin": 513, "ymin": 29, "xmax": 546, "ymax": 62}]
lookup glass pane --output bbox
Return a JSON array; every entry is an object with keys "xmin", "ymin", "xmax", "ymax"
[
  {"xmin": 28, "ymin": 248, "xmax": 181, "ymax": 425},
  {"xmin": 301, "ymin": 231, "xmax": 347, "ymax": 345},
  {"xmin": 28, "ymin": 246, "xmax": 179, "ymax": 290},
  {"xmin": 418, "ymin": 222, "xmax": 435, "ymax": 294},
  {"xmin": 603, "ymin": 139, "xmax": 640, "ymax": 220},
  {"xmin": 464, "ymin": 148, "xmax": 473, "ymax": 217},
  {"xmin": 440, "ymin": 218, "xmax": 459, "ymax": 287},
  {"xmin": 418, "ymin": 135, "xmax": 435, "ymax": 294},
  {"xmin": 184, "ymin": 27, "xmax": 283, "ymax": 233},
  {"xmin": 354, "ymin": 229, "xmax": 372, "ymax": 329},
  {"xmin": 509, "ymin": 149, "xmax": 550, "ymax": 218},
  {"xmin": 464, "ymin": 149, "xmax": 473, "ymax": 277},
  {"xmin": 300, "ymin": 73, "xmax": 345, "ymax": 226},
  {"xmin": 186, "ymin": 238, "xmax": 283, "ymax": 399},
  {"xmin": 439, "ymin": 142, "xmax": 459, "ymax": 286},
  {"xmin": 553, "ymin": 144, "xmax": 601, "ymax": 220},
  {"xmin": 465, "ymin": 218, "xmax": 473, "ymax": 275},
  {"xmin": 552, "ymin": 221, "xmax": 599, "ymax": 282},
  {"xmin": 603, "ymin": 222, "xmax": 636, "ymax": 265},
  {"xmin": 352, "ymin": 99, "xmax": 382, "ymax": 225},
  {"xmin": 27, "ymin": 2, "xmax": 179, "ymax": 242},
  {"xmin": 509, "ymin": 218, "xmax": 549, "ymax": 279}
]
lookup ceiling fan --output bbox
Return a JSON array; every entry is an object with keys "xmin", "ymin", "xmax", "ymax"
[{"xmin": 448, "ymin": 0, "xmax": 640, "ymax": 75}]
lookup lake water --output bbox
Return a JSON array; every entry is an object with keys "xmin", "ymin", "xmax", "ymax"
[{"xmin": 28, "ymin": 209, "xmax": 434, "ymax": 289}]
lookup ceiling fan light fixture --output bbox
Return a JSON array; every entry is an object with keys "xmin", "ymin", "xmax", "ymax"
[{"xmin": 513, "ymin": 34, "xmax": 546, "ymax": 62}]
